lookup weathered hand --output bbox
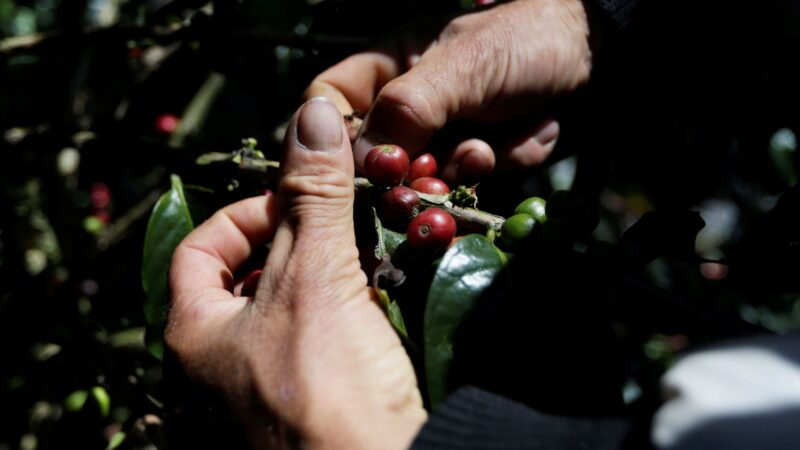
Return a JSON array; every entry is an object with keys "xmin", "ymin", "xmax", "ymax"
[
  {"xmin": 167, "ymin": 97, "xmax": 426, "ymax": 449},
  {"xmin": 306, "ymin": 0, "xmax": 592, "ymax": 183}
]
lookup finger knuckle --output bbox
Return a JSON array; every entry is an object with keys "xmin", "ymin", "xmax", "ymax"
[
  {"xmin": 377, "ymin": 79, "xmax": 442, "ymax": 130},
  {"xmin": 279, "ymin": 168, "xmax": 353, "ymax": 222},
  {"xmin": 280, "ymin": 167, "xmax": 352, "ymax": 201}
]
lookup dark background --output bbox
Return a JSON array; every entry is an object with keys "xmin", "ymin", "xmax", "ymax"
[{"xmin": 1, "ymin": 0, "xmax": 800, "ymax": 449}]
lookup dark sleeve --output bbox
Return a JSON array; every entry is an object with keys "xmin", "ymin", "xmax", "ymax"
[
  {"xmin": 411, "ymin": 386, "xmax": 633, "ymax": 450},
  {"xmin": 589, "ymin": 0, "xmax": 639, "ymax": 30}
]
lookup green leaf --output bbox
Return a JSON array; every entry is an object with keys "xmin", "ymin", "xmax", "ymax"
[
  {"xmin": 145, "ymin": 324, "xmax": 164, "ymax": 361},
  {"xmin": 91, "ymin": 386, "xmax": 111, "ymax": 418},
  {"xmin": 375, "ymin": 288, "xmax": 409, "ymax": 340},
  {"xmin": 381, "ymin": 228, "xmax": 407, "ymax": 256},
  {"xmin": 424, "ymin": 234, "xmax": 506, "ymax": 408},
  {"xmin": 195, "ymin": 152, "xmax": 234, "ymax": 165},
  {"xmin": 369, "ymin": 206, "xmax": 407, "ymax": 259},
  {"xmin": 388, "ymin": 301, "xmax": 408, "ymax": 336},
  {"xmin": 142, "ymin": 175, "xmax": 194, "ymax": 352},
  {"xmin": 105, "ymin": 431, "xmax": 126, "ymax": 450},
  {"xmin": 108, "ymin": 327, "xmax": 145, "ymax": 350},
  {"xmin": 65, "ymin": 390, "xmax": 88, "ymax": 412}
]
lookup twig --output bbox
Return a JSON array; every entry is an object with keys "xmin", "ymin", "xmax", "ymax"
[
  {"xmin": 195, "ymin": 160, "xmax": 504, "ymax": 233},
  {"xmin": 354, "ymin": 177, "xmax": 505, "ymax": 232},
  {"xmin": 448, "ymin": 205, "xmax": 505, "ymax": 232},
  {"xmin": 0, "ymin": 26, "xmax": 178, "ymax": 54},
  {"xmin": 168, "ymin": 72, "xmax": 227, "ymax": 148},
  {"xmin": 97, "ymin": 189, "xmax": 163, "ymax": 250},
  {"xmin": 0, "ymin": 25, "xmax": 370, "ymax": 55}
]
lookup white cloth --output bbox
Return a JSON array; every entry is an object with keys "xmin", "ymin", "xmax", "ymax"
[{"xmin": 653, "ymin": 334, "xmax": 800, "ymax": 449}]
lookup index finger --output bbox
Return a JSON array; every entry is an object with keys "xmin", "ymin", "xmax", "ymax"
[
  {"xmin": 304, "ymin": 49, "xmax": 404, "ymax": 116},
  {"xmin": 169, "ymin": 194, "xmax": 279, "ymax": 309}
]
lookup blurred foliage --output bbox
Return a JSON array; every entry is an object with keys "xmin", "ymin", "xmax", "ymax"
[{"xmin": 1, "ymin": 0, "xmax": 800, "ymax": 449}]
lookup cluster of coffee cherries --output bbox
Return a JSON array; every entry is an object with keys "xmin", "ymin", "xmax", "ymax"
[
  {"xmin": 500, "ymin": 196, "xmax": 547, "ymax": 249},
  {"xmin": 364, "ymin": 144, "xmax": 457, "ymax": 253},
  {"xmin": 498, "ymin": 190, "xmax": 600, "ymax": 251}
]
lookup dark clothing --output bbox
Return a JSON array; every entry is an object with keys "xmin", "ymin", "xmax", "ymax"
[
  {"xmin": 412, "ymin": 386, "xmax": 632, "ymax": 450},
  {"xmin": 412, "ymin": 0, "xmax": 800, "ymax": 448}
]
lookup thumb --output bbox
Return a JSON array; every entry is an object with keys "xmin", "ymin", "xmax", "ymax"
[
  {"xmin": 262, "ymin": 97, "xmax": 365, "ymax": 306},
  {"xmin": 279, "ymin": 96, "xmax": 355, "ymax": 236}
]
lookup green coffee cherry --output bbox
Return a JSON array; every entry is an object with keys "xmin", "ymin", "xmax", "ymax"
[
  {"xmin": 501, "ymin": 213, "xmax": 538, "ymax": 249},
  {"xmin": 515, "ymin": 196, "xmax": 547, "ymax": 223}
]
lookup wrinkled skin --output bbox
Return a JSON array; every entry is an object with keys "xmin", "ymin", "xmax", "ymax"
[
  {"xmin": 306, "ymin": 0, "xmax": 592, "ymax": 183},
  {"xmin": 167, "ymin": 0, "xmax": 593, "ymax": 447},
  {"xmin": 167, "ymin": 98, "xmax": 425, "ymax": 449}
]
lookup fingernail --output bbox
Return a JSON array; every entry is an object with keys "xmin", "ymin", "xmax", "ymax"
[
  {"xmin": 533, "ymin": 120, "xmax": 560, "ymax": 145},
  {"xmin": 296, "ymin": 97, "xmax": 343, "ymax": 151}
]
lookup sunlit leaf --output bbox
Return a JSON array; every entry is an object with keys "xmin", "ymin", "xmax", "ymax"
[
  {"xmin": 106, "ymin": 431, "xmax": 126, "ymax": 450},
  {"xmin": 375, "ymin": 287, "xmax": 410, "ymax": 340},
  {"xmin": 142, "ymin": 175, "xmax": 194, "ymax": 359},
  {"xmin": 91, "ymin": 386, "xmax": 111, "ymax": 418},
  {"xmin": 65, "ymin": 390, "xmax": 88, "ymax": 412},
  {"xmin": 424, "ymin": 234, "xmax": 506, "ymax": 408}
]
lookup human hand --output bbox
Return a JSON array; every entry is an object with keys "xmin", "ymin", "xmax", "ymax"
[
  {"xmin": 306, "ymin": 0, "xmax": 592, "ymax": 183},
  {"xmin": 166, "ymin": 97, "xmax": 426, "ymax": 449}
]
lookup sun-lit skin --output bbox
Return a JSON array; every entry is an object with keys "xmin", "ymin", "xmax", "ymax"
[
  {"xmin": 305, "ymin": 0, "xmax": 591, "ymax": 184},
  {"xmin": 168, "ymin": 0, "xmax": 593, "ymax": 446},
  {"xmin": 168, "ymin": 98, "xmax": 425, "ymax": 449}
]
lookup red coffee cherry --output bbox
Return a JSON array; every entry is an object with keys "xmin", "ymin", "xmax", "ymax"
[
  {"xmin": 407, "ymin": 208, "xmax": 456, "ymax": 252},
  {"xmin": 408, "ymin": 153, "xmax": 438, "ymax": 181},
  {"xmin": 155, "ymin": 113, "xmax": 180, "ymax": 134},
  {"xmin": 90, "ymin": 182, "xmax": 111, "ymax": 209},
  {"xmin": 364, "ymin": 144, "xmax": 409, "ymax": 187},
  {"xmin": 409, "ymin": 177, "xmax": 450, "ymax": 195},
  {"xmin": 381, "ymin": 186, "xmax": 420, "ymax": 223}
]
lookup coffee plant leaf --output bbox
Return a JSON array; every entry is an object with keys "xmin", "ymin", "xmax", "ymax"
[
  {"xmin": 424, "ymin": 234, "xmax": 506, "ymax": 408},
  {"xmin": 142, "ymin": 175, "xmax": 195, "ymax": 338}
]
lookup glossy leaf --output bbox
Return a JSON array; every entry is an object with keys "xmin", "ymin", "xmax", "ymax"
[
  {"xmin": 375, "ymin": 287, "xmax": 410, "ymax": 340},
  {"xmin": 370, "ymin": 205, "xmax": 407, "ymax": 259},
  {"xmin": 381, "ymin": 228, "xmax": 407, "ymax": 256},
  {"xmin": 424, "ymin": 234, "xmax": 506, "ymax": 408},
  {"xmin": 141, "ymin": 175, "xmax": 194, "ymax": 348}
]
